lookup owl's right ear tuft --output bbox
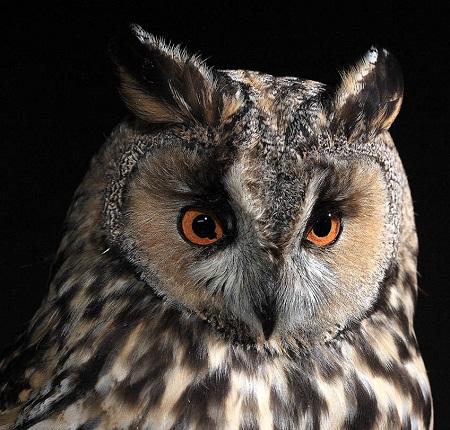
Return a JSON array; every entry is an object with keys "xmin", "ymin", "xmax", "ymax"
[{"xmin": 109, "ymin": 24, "xmax": 242, "ymax": 127}]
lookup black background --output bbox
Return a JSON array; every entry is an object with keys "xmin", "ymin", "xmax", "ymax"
[{"xmin": 1, "ymin": 2, "xmax": 448, "ymax": 426}]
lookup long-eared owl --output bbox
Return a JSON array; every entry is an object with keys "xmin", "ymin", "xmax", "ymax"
[{"xmin": 0, "ymin": 24, "xmax": 433, "ymax": 429}]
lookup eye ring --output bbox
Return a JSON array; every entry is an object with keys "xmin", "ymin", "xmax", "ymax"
[
  {"xmin": 179, "ymin": 207, "xmax": 224, "ymax": 246},
  {"xmin": 306, "ymin": 213, "xmax": 342, "ymax": 247}
]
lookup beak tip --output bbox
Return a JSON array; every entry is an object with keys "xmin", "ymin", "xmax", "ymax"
[
  {"xmin": 262, "ymin": 321, "xmax": 275, "ymax": 340},
  {"xmin": 255, "ymin": 308, "xmax": 276, "ymax": 340}
]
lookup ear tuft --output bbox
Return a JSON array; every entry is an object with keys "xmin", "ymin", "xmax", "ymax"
[
  {"xmin": 110, "ymin": 24, "xmax": 242, "ymax": 127},
  {"xmin": 332, "ymin": 46, "xmax": 404, "ymax": 136}
]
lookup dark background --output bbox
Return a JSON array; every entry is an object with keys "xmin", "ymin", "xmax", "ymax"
[{"xmin": 1, "ymin": 2, "xmax": 448, "ymax": 426}]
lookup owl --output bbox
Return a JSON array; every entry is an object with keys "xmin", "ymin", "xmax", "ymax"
[{"xmin": 0, "ymin": 24, "xmax": 433, "ymax": 429}]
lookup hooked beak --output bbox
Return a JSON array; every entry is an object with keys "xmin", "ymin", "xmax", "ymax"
[{"xmin": 253, "ymin": 296, "xmax": 277, "ymax": 340}]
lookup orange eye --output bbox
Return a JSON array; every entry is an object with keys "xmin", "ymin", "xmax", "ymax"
[
  {"xmin": 306, "ymin": 213, "xmax": 341, "ymax": 247},
  {"xmin": 180, "ymin": 208, "xmax": 224, "ymax": 246}
]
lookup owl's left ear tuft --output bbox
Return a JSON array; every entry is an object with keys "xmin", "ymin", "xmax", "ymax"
[
  {"xmin": 332, "ymin": 46, "xmax": 403, "ymax": 136},
  {"xmin": 109, "ymin": 24, "xmax": 242, "ymax": 127}
]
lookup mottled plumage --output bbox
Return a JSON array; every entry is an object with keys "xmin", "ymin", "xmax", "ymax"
[{"xmin": 0, "ymin": 25, "xmax": 432, "ymax": 429}]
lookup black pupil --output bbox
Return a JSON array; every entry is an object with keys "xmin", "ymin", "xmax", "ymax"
[
  {"xmin": 313, "ymin": 214, "xmax": 332, "ymax": 237},
  {"xmin": 192, "ymin": 214, "xmax": 217, "ymax": 240}
]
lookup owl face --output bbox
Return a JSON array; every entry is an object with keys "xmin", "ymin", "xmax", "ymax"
[{"xmin": 107, "ymin": 25, "xmax": 404, "ymax": 350}]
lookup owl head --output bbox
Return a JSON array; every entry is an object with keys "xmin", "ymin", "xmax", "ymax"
[{"xmin": 105, "ymin": 25, "xmax": 407, "ymax": 351}]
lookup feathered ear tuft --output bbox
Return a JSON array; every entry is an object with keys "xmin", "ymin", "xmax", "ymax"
[
  {"xmin": 331, "ymin": 46, "xmax": 404, "ymax": 136},
  {"xmin": 110, "ymin": 24, "xmax": 242, "ymax": 127}
]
